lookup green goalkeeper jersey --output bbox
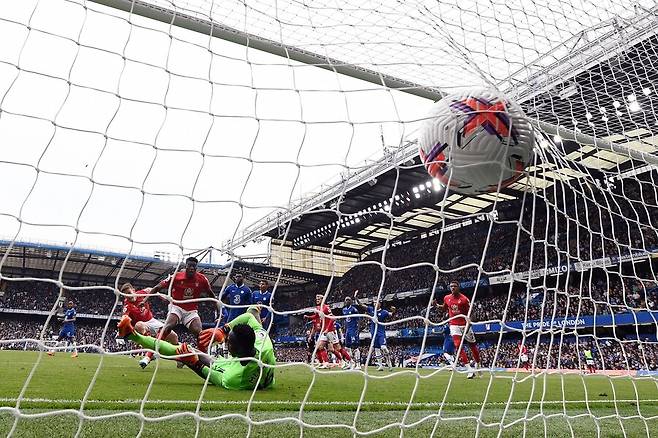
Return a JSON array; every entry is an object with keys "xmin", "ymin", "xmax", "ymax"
[{"xmin": 211, "ymin": 311, "xmax": 276, "ymax": 390}]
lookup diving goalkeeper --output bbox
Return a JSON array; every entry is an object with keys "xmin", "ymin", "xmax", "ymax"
[{"xmin": 117, "ymin": 306, "xmax": 275, "ymax": 390}]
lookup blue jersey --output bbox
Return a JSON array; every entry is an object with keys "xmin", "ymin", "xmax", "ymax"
[
  {"xmin": 224, "ymin": 283, "xmax": 252, "ymax": 321},
  {"xmin": 62, "ymin": 308, "xmax": 76, "ymax": 329},
  {"xmin": 342, "ymin": 305, "xmax": 361, "ymax": 334},
  {"xmin": 442, "ymin": 324, "xmax": 454, "ymax": 354},
  {"xmin": 367, "ymin": 306, "xmax": 390, "ymax": 337},
  {"xmin": 251, "ymin": 290, "xmax": 272, "ymax": 321},
  {"xmin": 219, "ymin": 307, "xmax": 229, "ymax": 323}
]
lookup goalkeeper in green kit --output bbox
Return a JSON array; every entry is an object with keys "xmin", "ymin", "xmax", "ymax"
[{"xmin": 117, "ymin": 306, "xmax": 275, "ymax": 390}]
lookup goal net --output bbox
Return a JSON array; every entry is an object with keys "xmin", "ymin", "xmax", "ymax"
[{"xmin": 0, "ymin": 0, "xmax": 657, "ymax": 436}]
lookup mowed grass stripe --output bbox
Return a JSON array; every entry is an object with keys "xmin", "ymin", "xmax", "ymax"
[{"xmin": 1, "ymin": 351, "xmax": 656, "ymax": 413}]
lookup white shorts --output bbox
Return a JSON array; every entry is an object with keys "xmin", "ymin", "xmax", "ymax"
[
  {"xmin": 586, "ymin": 359, "xmax": 595, "ymax": 366},
  {"xmin": 168, "ymin": 304, "xmax": 200, "ymax": 328},
  {"xmin": 318, "ymin": 331, "xmax": 340, "ymax": 345},
  {"xmin": 520, "ymin": 354, "xmax": 529, "ymax": 363},
  {"xmin": 449, "ymin": 325, "xmax": 476, "ymax": 343},
  {"xmin": 144, "ymin": 318, "xmax": 164, "ymax": 336}
]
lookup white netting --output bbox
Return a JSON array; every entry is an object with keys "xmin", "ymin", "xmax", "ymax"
[{"xmin": 0, "ymin": 0, "xmax": 657, "ymax": 437}]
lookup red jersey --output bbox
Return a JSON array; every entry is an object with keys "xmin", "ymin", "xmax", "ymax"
[
  {"xmin": 123, "ymin": 289, "xmax": 154, "ymax": 323},
  {"xmin": 443, "ymin": 292, "xmax": 470, "ymax": 326},
  {"xmin": 159, "ymin": 271, "xmax": 211, "ymax": 311},
  {"xmin": 310, "ymin": 304, "xmax": 335, "ymax": 333},
  {"xmin": 519, "ymin": 344, "xmax": 528, "ymax": 355}
]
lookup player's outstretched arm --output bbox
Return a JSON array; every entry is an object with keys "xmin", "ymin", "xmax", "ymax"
[
  {"xmin": 432, "ymin": 299, "xmax": 448, "ymax": 314},
  {"xmin": 147, "ymin": 283, "xmax": 173, "ymax": 305},
  {"xmin": 119, "ymin": 317, "xmax": 223, "ymax": 385},
  {"xmin": 227, "ymin": 307, "xmax": 262, "ymax": 331}
]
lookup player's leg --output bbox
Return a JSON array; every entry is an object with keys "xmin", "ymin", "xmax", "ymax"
[
  {"xmin": 380, "ymin": 342, "xmax": 393, "ymax": 371},
  {"xmin": 335, "ymin": 341, "xmax": 350, "ymax": 369},
  {"xmin": 338, "ymin": 343, "xmax": 351, "ymax": 364},
  {"xmin": 119, "ymin": 318, "xmax": 222, "ymax": 385},
  {"xmin": 164, "ymin": 330, "xmax": 178, "ymax": 344},
  {"xmin": 463, "ymin": 328, "xmax": 480, "ymax": 376},
  {"xmin": 134, "ymin": 321, "xmax": 149, "ymax": 336},
  {"xmin": 146, "ymin": 318, "xmax": 178, "ymax": 345},
  {"xmin": 134, "ymin": 321, "xmax": 151, "ymax": 364},
  {"xmin": 119, "ymin": 316, "xmax": 179, "ymax": 358},
  {"xmin": 451, "ymin": 334, "xmax": 470, "ymax": 365},
  {"xmin": 141, "ymin": 312, "xmax": 180, "ymax": 368},
  {"xmin": 347, "ymin": 333, "xmax": 361, "ymax": 369},
  {"xmin": 373, "ymin": 336, "xmax": 385, "ymax": 370},
  {"xmin": 443, "ymin": 334, "xmax": 455, "ymax": 365},
  {"xmin": 70, "ymin": 334, "xmax": 78, "ymax": 358},
  {"xmin": 316, "ymin": 338, "xmax": 330, "ymax": 368},
  {"xmin": 374, "ymin": 347, "xmax": 383, "ymax": 370},
  {"xmin": 353, "ymin": 346, "xmax": 361, "ymax": 369},
  {"xmin": 179, "ymin": 313, "xmax": 202, "ymax": 368},
  {"xmin": 186, "ymin": 314, "xmax": 203, "ymax": 339},
  {"xmin": 49, "ymin": 333, "xmax": 65, "ymax": 356},
  {"xmin": 326, "ymin": 333, "xmax": 343, "ymax": 365},
  {"xmin": 468, "ymin": 342, "xmax": 480, "ymax": 364}
]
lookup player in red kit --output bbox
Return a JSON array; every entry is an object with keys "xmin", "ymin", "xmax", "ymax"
[
  {"xmin": 316, "ymin": 295, "xmax": 352, "ymax": 369},
  {"xmin": 433, "ymin": 280, "xmax": 481, "ymax": 379},
  {"xmin": 519, "ymin": 342, "xmax": 530, "ymax": 371},
  {"xmin": 304, "ymin": 294, "xmax": 352, "ymax": 369},
  {"xmin": 121, "ymin": 283, "xmax": 179, "ymax": 367},
  {"xmin": 145, "ymin": 256, "xmax": 220, "ymax": 367}
]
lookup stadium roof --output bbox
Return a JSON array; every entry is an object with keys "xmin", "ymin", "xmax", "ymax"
[
  {"xmin": 228, "ymin": 22, "xmax": 658, "ymax": 257},
  {"xmin": 0, "ymin": 240, "xmax": 329, "ymax": 289}
]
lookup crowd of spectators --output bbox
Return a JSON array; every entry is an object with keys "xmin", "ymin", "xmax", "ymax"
[
  {"xmin": 1, "ymin": 310, "xmax": 657, "ymax": 371},
  {"xmin": 3, "ymin": 179, "xmax": 658, "ymax": 372},
  {"xmin": 272, "ymin": 337, "xmax": 658, "ymax": 371},
  {"xmin": 0, "ymin": 316, "xmax": 199, "ymax": 353},
  {"xmin": 333, "ymin": 178, "xmax": 658, "ymax": 302},
  {"xmin": 478, "ymin": 337, "xmax": 658, "ymax": 371}
]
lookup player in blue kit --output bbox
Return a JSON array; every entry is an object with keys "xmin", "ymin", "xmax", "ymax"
[
  {"xmin": 48, "ymin": 300, "xmax": 78, "ymax": 358},
  {"xmin": 442, "ymin": 323, "xmax": 455, "ymax": 365},
  {"xmin": 342, "ymin": 292, "xmax": 362, "ymax": 369},
  {"xmin": 354, "ymin": 292, "xmax": 395, "ymax": 371},
  {"xmin": 223, "ymin": 273, "xmax": 252, "ymax": 322},
  {"xmin": 251, "ymin": 280, "xmax": 273, "ymax": 331}
]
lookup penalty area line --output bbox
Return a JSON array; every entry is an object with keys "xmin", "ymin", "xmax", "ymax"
[{"xmin": 1, "ymin": 398, "xmax": 656, "ymax": 408}]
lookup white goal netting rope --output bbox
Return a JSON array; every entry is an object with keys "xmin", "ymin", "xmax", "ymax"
[{"xmin": 0, "ymin": 0, "xmax": 657, "ymax": 437}]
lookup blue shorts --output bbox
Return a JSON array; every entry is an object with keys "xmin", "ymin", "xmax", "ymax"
[
  {"xmin": 372, "ymin": 333, "xmax": 386, "ymax": 349},
  {"xmin": 59, "ymin": 327, "xmax": 75, "ymax": 339},
  {"xmin": 344, "ymin": 331, "xmax": 360, "ymax": 347},
  {"xmin": 443, "ymin": 335, "xmax": 455, "ymax": 354}
]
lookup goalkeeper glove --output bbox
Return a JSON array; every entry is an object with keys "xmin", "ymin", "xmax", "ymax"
[
  {"xmin": 198, "ymin": 326, "xmax": 230, "ymax": 353},
  {"xmin": 175, "ymin": 343, "xmax": 199, "ymax": 366}
]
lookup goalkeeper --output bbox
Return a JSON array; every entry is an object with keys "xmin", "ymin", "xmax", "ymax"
[{"xmin": 117, "ymin": 306, "xmax": 275, "ymax": 390}]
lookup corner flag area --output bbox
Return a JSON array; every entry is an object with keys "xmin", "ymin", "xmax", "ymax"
[{"xmin": 0, "ymin": 352, "xmax": 656, "ymax": 437}]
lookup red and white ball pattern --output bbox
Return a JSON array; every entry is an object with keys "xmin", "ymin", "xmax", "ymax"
[{"xmin": 418, "ymin": 89, "xmax": 534, "ymax": 195}]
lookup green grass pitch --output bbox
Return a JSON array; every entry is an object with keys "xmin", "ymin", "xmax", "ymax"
[{"xmin": 0, "ymin": 351, "xmax": 656, "ymax": 437}]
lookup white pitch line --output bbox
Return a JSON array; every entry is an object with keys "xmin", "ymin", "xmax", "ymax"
[{"xmin": 0, "ymin": 398, "xmax": 656, "ymax": 408}]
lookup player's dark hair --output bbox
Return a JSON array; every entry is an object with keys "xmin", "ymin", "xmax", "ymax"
[
  {"xmin": 450, "ymin": 280, "xmax": 459, "ymax": 286},
  {"xmin": 185, "ymin": 256, "xmax": 199, "ymax": 264},
  {"xmin": 229, "ymin": 323, "xmax": 256, "ymax": 358}
]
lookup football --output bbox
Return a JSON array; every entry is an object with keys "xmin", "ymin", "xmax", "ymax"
[{"xmin": 418, "ymin": 89, "xmax": 535, "ymax": 194}]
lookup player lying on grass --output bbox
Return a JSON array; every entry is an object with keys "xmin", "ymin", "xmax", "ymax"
[{"xmin": 117, "ymin": 306, "xmax": 275, "ymax": 390}]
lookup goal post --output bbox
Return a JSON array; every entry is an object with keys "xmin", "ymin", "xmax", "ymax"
[{"xmin": 0, "ymin": 0, "xmax": 657, "ymax": 437}]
